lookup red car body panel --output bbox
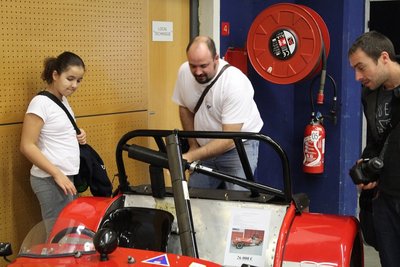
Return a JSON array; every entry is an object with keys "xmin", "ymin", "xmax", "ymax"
[
  {"xmin": 281, "ymin": 205, "xmax": 362, "ymax": 266},
  {"xmin": 48, "ymin": 196, "xmax": 118, "ymax": 242},
  {"xmin": 48, "ymin": 196, "xmax": 360, "ymax": 267},
  {"xmin": 274, "ymin": 202, "xmax": 297, "ymax": 266},
  {"xmin": 6, "ymin": 194, "xmax": 363, "ymax": 267},
  {"xmin": 9, "ymin": 247, "xmax": 221, "ymax": 267}
]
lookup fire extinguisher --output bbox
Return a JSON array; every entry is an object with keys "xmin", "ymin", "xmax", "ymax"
[
  {"xmin": 303, "ymin": 113, "xmax": 325, "ymax": 174},
  {"xmin": 303, "ymin": 69, "xmax": 337, "ymax": 174}
]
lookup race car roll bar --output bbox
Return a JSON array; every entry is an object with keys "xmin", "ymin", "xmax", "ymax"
[
  {"xmin": 115, "ymin": 129, "xmax": 292, "ymax": 202},
  {"xmin": 165, "ymin": 133, "xmax": 198, "ymax": 258},
  {"xmin": 115, "ymin": 129, "xmax": 293, "ymax": 258}
]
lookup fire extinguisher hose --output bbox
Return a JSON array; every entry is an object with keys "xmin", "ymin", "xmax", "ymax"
[
  {"xmin": 317, "ymin": 43, "xmax": 327, "ymax": 105},
  {"xmin": 309, "ymin": 72, "xmax": 338, "ymax": 125}
]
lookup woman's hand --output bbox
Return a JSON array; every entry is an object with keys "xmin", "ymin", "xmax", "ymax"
[
  {"xmin": 77, "ymin": 128, "xmax": 87, "ymax": 145},
  {"xmin": 53, "ymin": 172, "xmax": 77, "ymax": 195}
]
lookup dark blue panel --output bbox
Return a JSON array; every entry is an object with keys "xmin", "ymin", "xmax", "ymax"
[
  {"xmin": 220, "ymin": 0, "xmax": 289, "ymax": 56},
  {"xmin": 220, "ymin": 0, "xmax": 296, "ymax": 190},
  {"xmin": 220, "ymin": 0, "xmax": 365, "ymax": 215}
]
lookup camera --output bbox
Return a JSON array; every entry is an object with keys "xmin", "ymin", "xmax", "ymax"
[{"xmin": 349, "ymin": 157, "xmax": 384, "ymax": 185}]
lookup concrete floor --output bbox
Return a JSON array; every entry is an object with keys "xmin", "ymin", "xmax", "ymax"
[{"xmin": 364, "ymin": 244, "xmax": 380, "ymax": 267}]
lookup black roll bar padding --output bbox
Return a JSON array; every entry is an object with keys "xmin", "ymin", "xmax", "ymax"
[
  {"xmin": 165, "ymin": 133, "xmax": 199, "ymax": 258},
  {"xmin": 149, "ymin": 165, "xmax": 166, "ymax": 198},
  {"xmin": 128, "ymin": 144, "xmax": 170, "ymax": 169},
  {"xmin": 115, "ymin": 130, "xmax": 170, "ymax": 192},
  {"xmin": 115, "ymin": 129, "xmax": 292, "ymax": 202}
]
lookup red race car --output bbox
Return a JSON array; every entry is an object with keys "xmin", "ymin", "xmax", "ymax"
[
  {"xmin": 232, "ymin": 234, "xmax": 263, "ymax": 249},
  {"xmin": 0, "ymin": 130, "xmax": 363, "ymax": 267}
]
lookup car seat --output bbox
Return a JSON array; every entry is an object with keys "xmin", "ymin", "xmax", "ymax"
[{"xmin": 99, "ymin": 207, "xmax": 174, "ymax": 252}]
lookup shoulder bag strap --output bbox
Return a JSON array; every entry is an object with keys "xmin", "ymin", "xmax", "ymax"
[
  {"xmin": 37, "ymin": 91, "xmax": 81, "ymax": 134},
  {"xmin": 193, "ymin": 64, "xmax": 231, "ymax": 114}
]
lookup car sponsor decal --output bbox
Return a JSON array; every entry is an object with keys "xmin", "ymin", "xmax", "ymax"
[{"xmin": 142, "ymin": 254, "xmax": 170, "ymax": 266}]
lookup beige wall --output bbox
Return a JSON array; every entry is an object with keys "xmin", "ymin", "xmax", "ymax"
[
  {"xmin": 0, "ymin": 1, "xmax": 188, "ymax": 264},
  {"xmin": 148, "ymin": 0, "xmax": 189, "ymax": 130}
]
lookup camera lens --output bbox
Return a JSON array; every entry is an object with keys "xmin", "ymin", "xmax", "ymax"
[
  {"xmin": 349, "ymin": 157, "xmax": 383, "ymax": 185},
  {"xmin": 364, "ymin": 157, "xmax": 384, "ymax": 174}
]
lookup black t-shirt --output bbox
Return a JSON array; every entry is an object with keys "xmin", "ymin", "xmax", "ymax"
[
  {"xmin": 376, "ymin": 86, "xmax": 400, "ymax": 197},
  {"xmin": 375, "ymin": 88, "xmax": 393, "ymax": 139}
]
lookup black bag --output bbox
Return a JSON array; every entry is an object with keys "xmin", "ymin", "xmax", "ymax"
[
  {"xmin": 359, "ymin": 188, "xmax": 378, "ymax": 250},
  {"xmin": 75, "ymin": 144, "xmax": 112, "ymax": 197},
  {"xmin": 37, "ymin": 91, "xmax": 112, "ymax": 197}
]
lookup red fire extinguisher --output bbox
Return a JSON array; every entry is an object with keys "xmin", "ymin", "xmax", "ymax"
[
  {"xmin": 303, "ymin": 113, "xmax": 325, "ymax": 174},
  {"xmin": 302, "ymin": 63, "xmax": 337, "ymax": 174}
]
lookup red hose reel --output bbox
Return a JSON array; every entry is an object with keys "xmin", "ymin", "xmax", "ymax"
[{"xmin": 246, "ymin": 3, "xmax": 330, "ymax": 84}]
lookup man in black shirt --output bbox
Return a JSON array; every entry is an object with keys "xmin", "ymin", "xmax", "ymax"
[{"xmin": 348, "ymin": 31, "xmax": 400, "ymax": 267}]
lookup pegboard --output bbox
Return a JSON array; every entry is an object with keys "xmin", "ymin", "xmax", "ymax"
[
  {"xmin": 0, "ymin": 0, "xmax": 150, "ymax": 262},
  {"xmin": 76, "ymin": 111, "xmax": 150, "ymax": 193},
  {"xmin": 0, "ymin": 0, "xmax": 148, "ymax": 124},
  {"xmin": 0, "ymin": 124, "xmax": 42, "ymax": 255}
]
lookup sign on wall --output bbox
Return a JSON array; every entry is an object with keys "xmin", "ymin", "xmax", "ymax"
[{"xmin": 152, "ymin": 21, "xmax": 173, "ymax": 42}]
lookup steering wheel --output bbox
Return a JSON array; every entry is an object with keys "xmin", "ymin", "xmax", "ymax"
[{"xmin": 50, "ymin": 226, "xmax": 96, "ymax": 243}]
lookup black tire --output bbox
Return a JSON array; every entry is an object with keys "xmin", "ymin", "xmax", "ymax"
[{"xmin": 236, "ymin": 242, "xmax": 244, "ymax": 249}]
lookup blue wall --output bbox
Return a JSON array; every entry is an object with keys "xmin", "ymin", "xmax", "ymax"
[{"xmin": 220, "ymin": 0, "xmax": 365, "ymax": 215}]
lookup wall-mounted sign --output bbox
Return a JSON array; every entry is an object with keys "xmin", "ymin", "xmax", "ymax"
[{"xmin": 152, "ymin": 21, "xmax": 173, "ymax": 42}]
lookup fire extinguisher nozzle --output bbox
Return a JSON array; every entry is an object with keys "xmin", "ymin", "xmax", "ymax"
[{"xmin": 317, "ymin": 92, "xmax": 324, "ymax": 105}]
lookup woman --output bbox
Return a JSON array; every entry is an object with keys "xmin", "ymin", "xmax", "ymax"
[{"xmin": 20, "ymin": 51, "xmax": 87, "ymax": 233}]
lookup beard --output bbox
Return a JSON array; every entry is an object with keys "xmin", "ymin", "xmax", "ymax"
[
  {"xmin": 192, "ymin": 61, "xmax": 218, "ymax": 84},
  {"xmin": 194, "ymin": 74, "xmax": 212, "ymax": 84}
]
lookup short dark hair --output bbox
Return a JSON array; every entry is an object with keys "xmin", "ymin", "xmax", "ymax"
[
  {"xmin": 348, "ymin": 31, "xmax": 396, "ymax": 63},
  {"xmin": 41, "ymin": 51, "xmax": 85, "ymax": 84},
  {"xmin": 186, "ymin": 36, "xmax": 217, "ymax": 58}
]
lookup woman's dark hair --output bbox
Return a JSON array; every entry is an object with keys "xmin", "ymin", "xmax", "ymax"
[
  {"xmin": 348, "ymin": 31, "xmax": 396, "ymax": 63},
  {"xmin": 41, "ymin": 51, "xmax": 85, "ymax": 84}
]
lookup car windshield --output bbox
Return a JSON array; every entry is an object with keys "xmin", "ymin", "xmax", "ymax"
[{"xmin": 18, "ymin": 219, "xmax": 96, "ymax": 258}]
